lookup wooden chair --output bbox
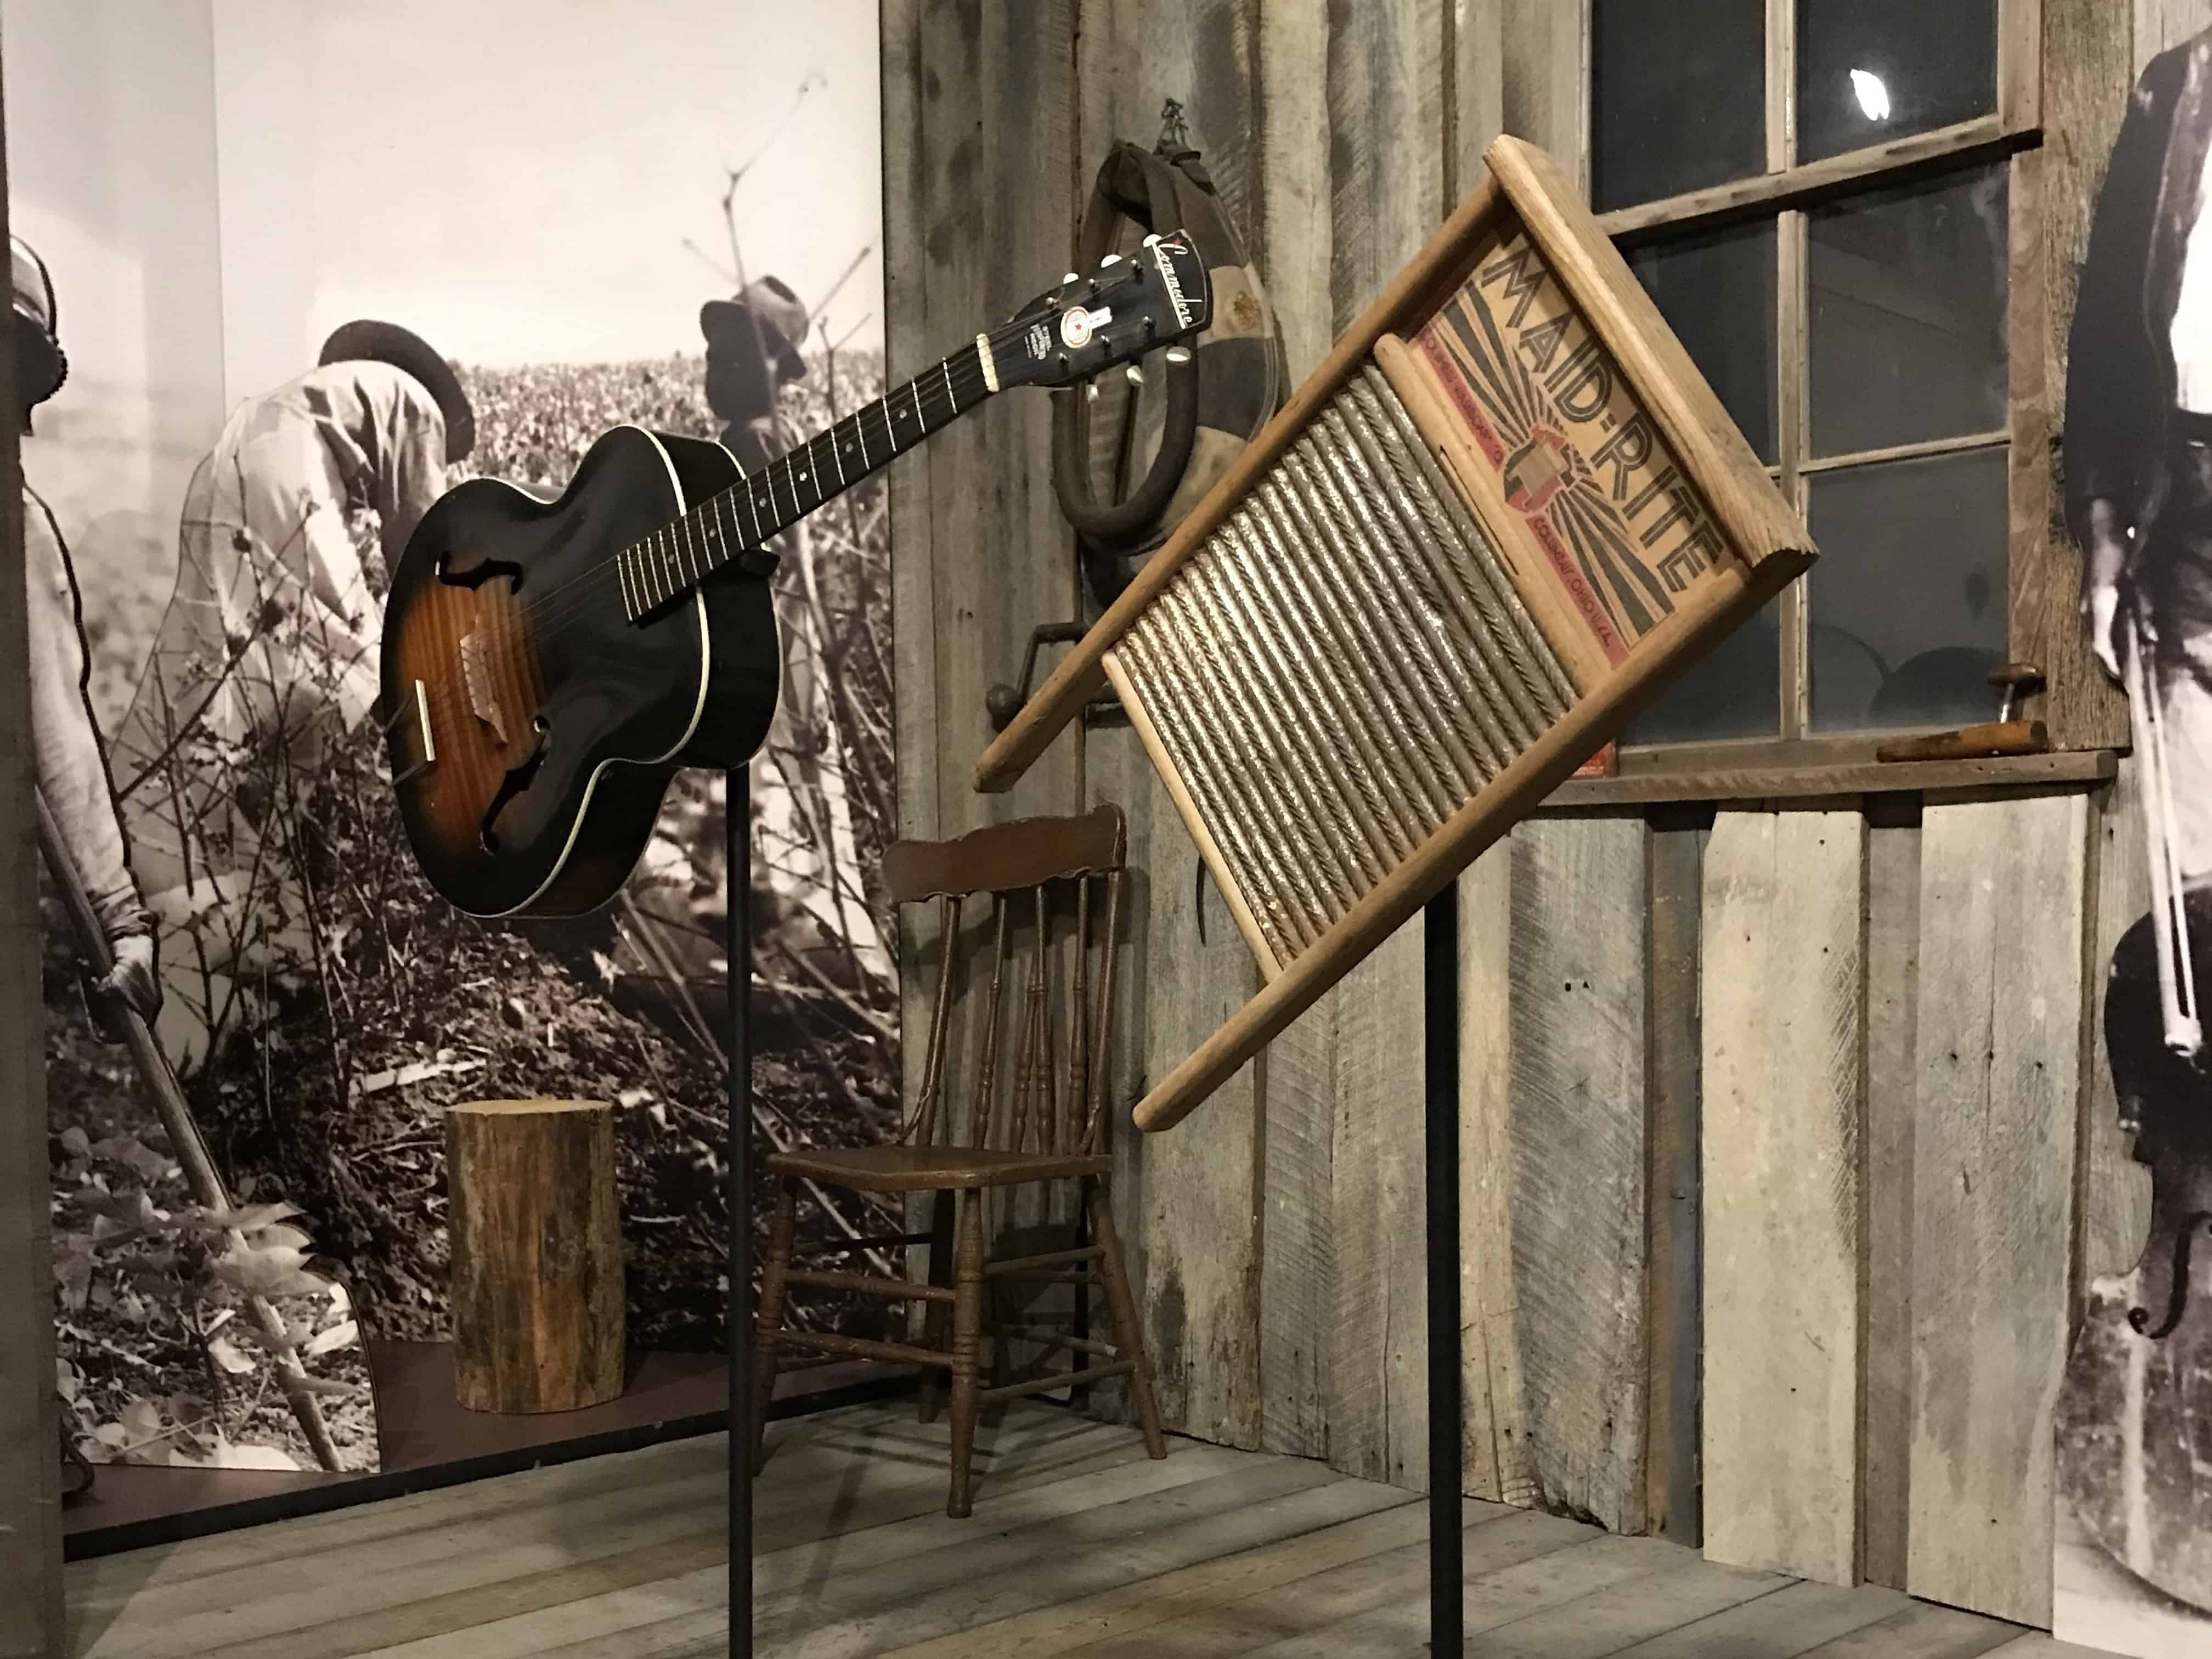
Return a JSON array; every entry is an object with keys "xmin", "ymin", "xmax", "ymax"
[{"xmin": 749, "ymin": 804, "xmax": 1166, "ymax": 1516}]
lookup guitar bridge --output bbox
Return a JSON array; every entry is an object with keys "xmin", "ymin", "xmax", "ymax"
[
  {"xmin": 458, "ymin": 630, "xmax": 511, "ymax": 745},
  {"xmin": 384, "ymin": 680, "xmax": 436, "ymax": 783}
]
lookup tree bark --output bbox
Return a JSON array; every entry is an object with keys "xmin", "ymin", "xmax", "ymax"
[{"xmin": 448, "ymin": 1099, "xmax": 625, "ymax": 1413}]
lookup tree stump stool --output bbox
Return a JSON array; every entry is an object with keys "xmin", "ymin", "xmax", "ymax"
[{"xmin": 447, "ymin": 1099, "xmax": 625, "ymax": 1413}]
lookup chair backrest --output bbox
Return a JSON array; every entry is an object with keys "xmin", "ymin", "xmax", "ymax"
[{"xmin": 885, "ymin": 805, "xmax": 1126, "ymax": 1157}]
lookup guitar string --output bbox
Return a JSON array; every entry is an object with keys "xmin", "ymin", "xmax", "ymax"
[
  {"xmin": 494, "ymin": 310, "xmax": 1034, "ymax": 634},
  {"xmin": 453, "ymin": 323, "xmax": 1013, "ymax": 673},
  {"xmin": 441, "ymin": 342, "xmax": 1000, "ymax": 713}
]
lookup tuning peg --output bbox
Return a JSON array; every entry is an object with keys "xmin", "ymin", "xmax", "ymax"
[
  {"xmin": 1125, "ymin": 364, "xmax": 1144, "ymax": 386},
  {"xmin": 1101, "ymin": 253, "xmax": 1122, "ymax": 267},
  {"xmin": 1143, "ymin": 233, "xmax": 1162, "ymax": 247},
  {"xmin": 1165, "ymin": 345, "xmax": 1193, "ymax": 364},
  {"xmin": 1062, "ymin": 271, "xmax": 1081, "ymax": 284},
  {"xmin": 1085, "ymin": 381, "xmax": 1100, "ymax": 402}
]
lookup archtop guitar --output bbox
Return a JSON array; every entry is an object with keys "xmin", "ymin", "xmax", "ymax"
[{"xmin": 380, "ymin": 234, "xmax": 1211, "ymax": 917}]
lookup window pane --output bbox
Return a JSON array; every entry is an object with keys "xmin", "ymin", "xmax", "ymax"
[
  {"xmin": 1628, "ymin": 219, "xmax": 1779, "ymax": 465},
  {"xmin": 1808, "ymin": 448, "xmax": 2008, "ymax": 732},
  {"xmin": 1592, "ymin": 0, "xmax": 1765, "ymax": 212},
  {"xmin": 1624, "ymin": 608, "xmax": 1781, "ymax": 745},
  {"xmin": 1798, "ymin": 0, "xmax": 1997, "ymax": 164},
  {"xmin": 1809, "ymin": 163, "xmax": 2007, "ymax": 458}
]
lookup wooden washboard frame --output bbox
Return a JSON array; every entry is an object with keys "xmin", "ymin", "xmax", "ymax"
[{"xmin": 973, "ymin": 136, "xmax": 1815, "ymax": 1133}]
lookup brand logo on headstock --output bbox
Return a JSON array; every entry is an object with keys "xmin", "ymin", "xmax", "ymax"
[
  {"xmin": 1027, "ymin": 322, "xmax": 1051, "ymax": 359},
  {"xmin": 1151, "ymin": 238, "xmax": 1196, "ymax": 331}
]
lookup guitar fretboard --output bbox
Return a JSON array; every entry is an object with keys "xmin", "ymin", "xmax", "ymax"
[{"xmin": 616, "ymin": 340, "xmax": 995, "ymax": 619}]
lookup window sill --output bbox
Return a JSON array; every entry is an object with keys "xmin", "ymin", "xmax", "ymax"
[{"xmin": 1538, "ymin": 747, "xmax": 2116, "ymax": 811}]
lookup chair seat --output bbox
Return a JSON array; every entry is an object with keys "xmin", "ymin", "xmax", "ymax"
[{"xmin": 766, "ymin": 1143, "xmax": 1112, "ymax": 1192}]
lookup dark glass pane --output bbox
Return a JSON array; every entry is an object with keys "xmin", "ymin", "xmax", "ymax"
[
  {"xmin": 1624, "ymin": 607, "xmax": 1781, "ymax": 745},
  {"xmin": 1592, "ymin": 0, "xmax": 1765, "ymax": 211},
  {"xmin": 1628, "ymin": 219, "xmax": 1779, "ymax": 465},
  {"xmin": 1808, "ymin": 447, "xmax": 2008, "ymax": 732},
  {"xmin": 1798, "ymin": 0, "xmax": 1997, "ymax": 163},
  {"xmin": 1809, "ymin": 163, "xmax": 2007, "ymax": 458}
]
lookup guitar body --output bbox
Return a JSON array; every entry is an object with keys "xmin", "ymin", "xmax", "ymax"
[{"xmin": 381, "ymin": 425, "xmax": 778, "ymax": 918}]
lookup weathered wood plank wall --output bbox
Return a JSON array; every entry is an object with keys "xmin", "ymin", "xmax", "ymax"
[
  {"xmin": 883, "ymin": 0, "xmax": 2172, "ymax": 1634},
  {"xmin": 1701, "ymin": 809, "xmax": 1863, "ymax": 1586},
  {"xmin": 883, "ymin": 0, "xmax": 1544, "ymax": 1477}
]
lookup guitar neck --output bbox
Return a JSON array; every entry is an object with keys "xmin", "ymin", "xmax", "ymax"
[{"xmin": 616, "ymin": 335, "xmax": 1002, "ymax": 619}]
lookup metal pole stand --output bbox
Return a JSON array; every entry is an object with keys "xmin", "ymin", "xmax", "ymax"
[
  {"xmin": 727, "ymin": 765, "xmax": 754, "ymax": 1658},
  {"xmin": 1425, "ymin": 884, "xmax": 1463, "ymax": 1650}
]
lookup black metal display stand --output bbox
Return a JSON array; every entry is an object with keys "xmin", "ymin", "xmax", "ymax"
[
  {"xmin": 1424, "ymin": 885, "xmax": 1463, "ymax": 1650},
  {"xmin": 727, "ymin": 765, "xmax": 754, "ymax": 1658}
]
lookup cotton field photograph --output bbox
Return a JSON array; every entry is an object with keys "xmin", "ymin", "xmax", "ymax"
[{"xmin": 15, "ymin": 0, "xmax": 895, "ymax": 1476}]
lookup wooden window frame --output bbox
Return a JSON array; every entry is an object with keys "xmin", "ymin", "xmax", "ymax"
[{"xmin": 1562, "ymin": 0, "xmax": 2117, "ymax": 804}]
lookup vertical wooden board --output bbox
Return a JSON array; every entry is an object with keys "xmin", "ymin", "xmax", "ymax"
[
  {"xmin": 1070, "ymin": 0, "xmax": 1298, "ymax": 1458},
  {"xmin": 1510, "ymin": 814, "xmax": 1651, "ymax": 1535},
  {"xmin": 1309, "ymin": 0, "xmax": 1449, "ymax": 1496},
  {"xmin": 1259, "ymin": 996, "xmax": 1334, "ymax": 1458},
  {"xmin": 1645, "ymin": 816, "xmax": 1707, "ymax": 1547},
  {"xmin": 1257, "ymin": 0, "xmax": 1333, "ymax": 378},
  {"xmin": 1460, "ymin": 839, "xmax": 1532, "ymax": 1505},
  {"xmin": 926, "ymin": 0, "xmax": 1081, "ymax": 842},
  {"xmin": 2079, "ymin": 766, "xmax": 2152, "ymax": 1305},
  {"xmin": 889, "ymin": 0, "xmax": 1086, "ymax": 1194},
  {"xmin": 1323, "ymin": 0, "xmax": 1447, "ymax": 334},
  {"xmin": 1908, "ymin": 792, "xmax": 2089, "ymax": 1628},
  {"xmin": 1861, "ymin": 809, "xmax": 1924, "ymax": 1591},
  {"xmin": 883, "ymin": 0, "xmax": 949, "ymax": 1323},
  {"xmin": 2040, "ymin": 0, "xmax": 2131, "ymax": 750},
  {"xmin": 1328, "ymin": 918, "xmax": 1429, "ymax": 1488},
  {"xmin": 1500, "ymin": 0, "xmax": 1588, "ymax": 177},
  {"xmin": 1701, "ymin": 809, "xmax": 1865, "ymax": 1587},
  {"xmin": 1139, "ymin": 778, "xmax": 1265, "ymax": 1449},
  {"xmin": 1450, "ymin": 0, "xmax": 1506, "ymax": 204},
  {"xmin": 0, "ymin": 66, "xmax": 63, "ymax": 1657}
]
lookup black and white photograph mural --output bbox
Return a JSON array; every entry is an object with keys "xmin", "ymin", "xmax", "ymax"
[
  {"xmin": 2060, "ymin": 20, "xmax": 2212, "ymax": 1654},
  {"xmin": 24, "ymin": 0, "xmax": 894, "ymax": 1481}
]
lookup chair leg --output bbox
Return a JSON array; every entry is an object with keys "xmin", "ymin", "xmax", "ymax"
[
  {"xmin": 749, "ymin": 1178, "xmax": 798, "ymax": 1475},
  {"xmin": 1087, "ymin": 1178, "xmax": 1166, "ymax": 1459},
  {"xmin": 946, "ymin": 1189, "xmax": 986, "ymax": 1517},
  {"xmin": 916, "ymin": 1188, "xmax": 956, "ymax": 1424}
]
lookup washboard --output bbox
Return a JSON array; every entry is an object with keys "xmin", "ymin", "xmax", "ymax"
[{"xmin": 975, "ymin": 136, "xmax": 1815, "ymax": 1132}]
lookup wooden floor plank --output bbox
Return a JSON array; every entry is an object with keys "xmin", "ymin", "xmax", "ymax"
[
  {"xmin": 762, "ymin": 1465, "xmax": 1390, "ymax": 1658},
  {"xmin": 81, "ymin": 1502, "xmax": 729, "ymax": 1659},
  {"xmin": 1239, "ymin": 1531, "xmax": 1683, "ymax": 1658},
  {"xmin": 348, "ymin": 1442, "xmax": 1248, "ymax": 1659},
  {"xmin": 875, "ymin": 1494, "xmax": 1480, "ymax": 1659},
  {"xmin": 1470, "ymin": 1554, "xmax": 1787, "ymax": 1657},
  {"xmin": 1607, "ymin": 1578, "xmax": 1915, "ymax": 1657},
  {"xmin": 1793, "ymin": 1601, "xmax": 2028, "ymax": 1657},
  {"xmin": 1984, "ymin": 1636, "xmax": 2129, "ymax": 1658},
  {"xmin": 1049, "ymin": 1506, "xmax": 1598, "ymax": 1659},
  {"xmin": 67, "ymin": 1432, "xmax": 730, "ymax": 1607},
  {"xmin": 73, "ymin": 1400, "xmax": 1108, "ymax": 1612}
]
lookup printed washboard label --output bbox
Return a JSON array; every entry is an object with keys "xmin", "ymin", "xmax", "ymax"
[{"xmin": 1409, "ymin": 227, "xmax": 1734, "ymax": 668}]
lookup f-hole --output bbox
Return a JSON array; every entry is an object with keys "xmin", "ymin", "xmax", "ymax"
[{"xmin": 479, "ymin": 714, "xmax": 549, "ymax": 854}]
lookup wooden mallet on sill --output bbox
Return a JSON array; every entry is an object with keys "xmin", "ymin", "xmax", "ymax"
[{"xmin": 1875, "ymin": 662, "xmax": 2049, "ymax": 763}]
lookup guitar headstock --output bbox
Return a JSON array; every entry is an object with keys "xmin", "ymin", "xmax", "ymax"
[{"xmin": 995, "ymin": 230, "xmax": 1212, "ymax": 392}]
